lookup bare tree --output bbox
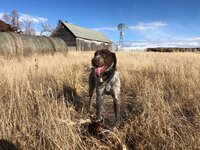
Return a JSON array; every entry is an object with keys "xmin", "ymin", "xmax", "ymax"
[
  {"xmin": 40, "ymin": 22, "xmax": 54, "ymax": 36},
  {"xmin": 23, "ymin": 19, "xmax": 35, "ymax": 35},
  {"xmin": 2, "ymin": 10, "xmax": 23, "ymax": 31},
  {"xmin": 2, "ymin": 10, "xmax": 54, "ymax": 36}
]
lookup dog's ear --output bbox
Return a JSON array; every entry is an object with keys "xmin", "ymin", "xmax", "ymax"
[
  {"xmin": 94, "ymin": 51, "xmax": 97, "ymax": 57},
  {"xmin": 94, "ymin": 50, "xmax": 100, "ymax": 57},
  {"xmin": 112, "ymin": 52, "xmax": 117, "ymax": 68}
]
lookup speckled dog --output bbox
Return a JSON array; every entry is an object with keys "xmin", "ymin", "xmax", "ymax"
[{"xmin": 89, "ymin": 49, "xmax": 121, "ymax": 127}]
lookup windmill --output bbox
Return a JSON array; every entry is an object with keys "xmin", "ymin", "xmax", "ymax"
[{"xmin": 118, "ymin": 23, "xmax": 127, "ymax": 47}]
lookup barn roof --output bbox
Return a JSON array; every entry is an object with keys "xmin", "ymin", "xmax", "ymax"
[{"xmin": 61, "ymin": 21, "xmax": 111, "ymax": 43}]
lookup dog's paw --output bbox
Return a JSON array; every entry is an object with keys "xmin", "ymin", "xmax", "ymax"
[{"xmin": 90, "ymin": 115, "xmax": 104, "ymax": 123}]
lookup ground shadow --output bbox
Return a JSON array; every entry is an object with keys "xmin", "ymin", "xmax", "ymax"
[
  {"xmin": 62, "ymin": 85, "xmax": 84, "ymax": 112},
  {"xmin": 0, "ymin": 139, "xmax": 19, "ymax": 150}
]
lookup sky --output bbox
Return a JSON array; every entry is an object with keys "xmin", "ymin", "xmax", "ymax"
[{"xmin": 1, "ymin": 0, "xmax": 200, "ymax": 48}]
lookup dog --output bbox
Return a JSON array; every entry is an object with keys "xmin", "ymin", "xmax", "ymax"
[{"xmin": 89, "ymin": 49, "xmax": 121, "ymax": 127}]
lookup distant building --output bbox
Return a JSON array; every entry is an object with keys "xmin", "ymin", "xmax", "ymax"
[
  {"xmin": 0, "ymin": 19, "xmax": 18, "ymax": 32},
  {"xmin": 146, "ymin": 47, "xmax": 200, "ymax": 52},
  {"xmin": 51, "ymin": 20, "xmax": 112, "ymax": 51}
]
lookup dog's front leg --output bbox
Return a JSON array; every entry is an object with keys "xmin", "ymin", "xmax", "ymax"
[
  {"xmin": 112, "ymin": 92, "xmax": 120, "ymax": 127},
  {"xmin": 112, "ymin": 73, "xmax": 121, "ymax": 127},
  {"xmin": 89, "ymin": 70, "xmax": 96, "ymax": 113},
  {"xmin": 96, "ymin": 85, "xmax": 105, "ymax": 121}
]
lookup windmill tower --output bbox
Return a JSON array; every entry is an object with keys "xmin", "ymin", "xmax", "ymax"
[{"xmin": 118, "ymin": 23, "xmax": 127, "ymax": 47}]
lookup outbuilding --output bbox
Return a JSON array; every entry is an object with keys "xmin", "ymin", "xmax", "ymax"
[{"xmin": 51, "ymin": 20, "xmax": 112, "ymax": 51}]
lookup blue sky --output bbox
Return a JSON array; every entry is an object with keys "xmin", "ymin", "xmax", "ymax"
[{"xmin": 1, "ymin": 0, "xmax": 200, "ymax": 48}]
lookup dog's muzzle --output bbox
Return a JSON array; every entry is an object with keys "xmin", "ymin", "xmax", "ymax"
[{"xmin": 92, "ymin": 55, "xmax": 105, "ymax": 67}]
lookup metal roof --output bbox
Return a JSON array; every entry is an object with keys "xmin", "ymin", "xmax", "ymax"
[{"xmin": 61, "ymin": 21, "xmax": 112, "ymax": 43}]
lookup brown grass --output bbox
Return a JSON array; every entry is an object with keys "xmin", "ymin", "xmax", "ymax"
[{"xmin": 0, "ymin": 51, "xmax": 200, "ymax": 149}]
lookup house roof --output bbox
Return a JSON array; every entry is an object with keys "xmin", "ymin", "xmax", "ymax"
[{"xmin": 61, "ymin": 21, "xmax": 112, "ymax": 43}]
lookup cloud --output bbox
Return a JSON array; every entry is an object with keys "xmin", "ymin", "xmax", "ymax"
[
  {"xmin": 19, "ymin": 13, "xmax": 48, "ymax": 23},
  {"xmin": 122, "ymin": 37, "xmax": 200, "ymax": 50},
  {"xmin": 93, "ymin": 21, "xmax": 167, "ymax": 32},
  {"xmin": 93, "ymin": 21, "xmax": 168, "ymax": 41},
  {"xmin": 0, "ymin": 13, "xmax": 4, "ymax": 19},
  {"xmin": 93, "ymin": 27, "xmax": 117, "ymax": 31},
  {"xmin": 129, "ymin": 21, "xmax": 167, "ymax": 31},
  {"xmin": 129, "ymin": 21, "xmax": 169, "ymax": 41},
  {"xmin": 0, "ymin": 12, "xmax": 48, "ymax": 23}
]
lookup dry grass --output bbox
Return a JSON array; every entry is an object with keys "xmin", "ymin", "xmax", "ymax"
[{"xmin": 0, "ymin": 51, "xmax": 200, "ymax": 149}]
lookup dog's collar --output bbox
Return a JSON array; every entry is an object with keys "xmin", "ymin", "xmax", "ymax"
[
  {"xmin": 94, "ymin": 62, "xmax": 114, "ymax": 78},
  {"xmin": 97, "ymin": 62, "xmax": 115, "ymax": 84},
  {"xmin": 97, "ymin": 70, "xmax": 116, "ymax": 85},
  {"xmin": 104, "ymin": 62, "xmax": 114, "ymax": 73}
]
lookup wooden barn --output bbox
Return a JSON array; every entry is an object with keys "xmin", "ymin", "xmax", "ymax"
[{"xmin": 51, "ymin": 20, "xmax": 112, "ymax": 51}]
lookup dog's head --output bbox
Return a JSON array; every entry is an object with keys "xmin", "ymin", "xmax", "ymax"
[{"xmin": 91, "ymin": 49, "xmax": 117, "ymax": 77}]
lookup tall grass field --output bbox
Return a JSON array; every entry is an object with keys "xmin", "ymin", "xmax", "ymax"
[{"xmin": 0, "ymin": 51, "xmax": 200, "ymax": 149}]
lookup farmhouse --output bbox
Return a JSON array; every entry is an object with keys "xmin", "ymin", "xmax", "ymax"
[{"xmin": 51, "ymin": 20, "xmax": 112, "ymax": 51}]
